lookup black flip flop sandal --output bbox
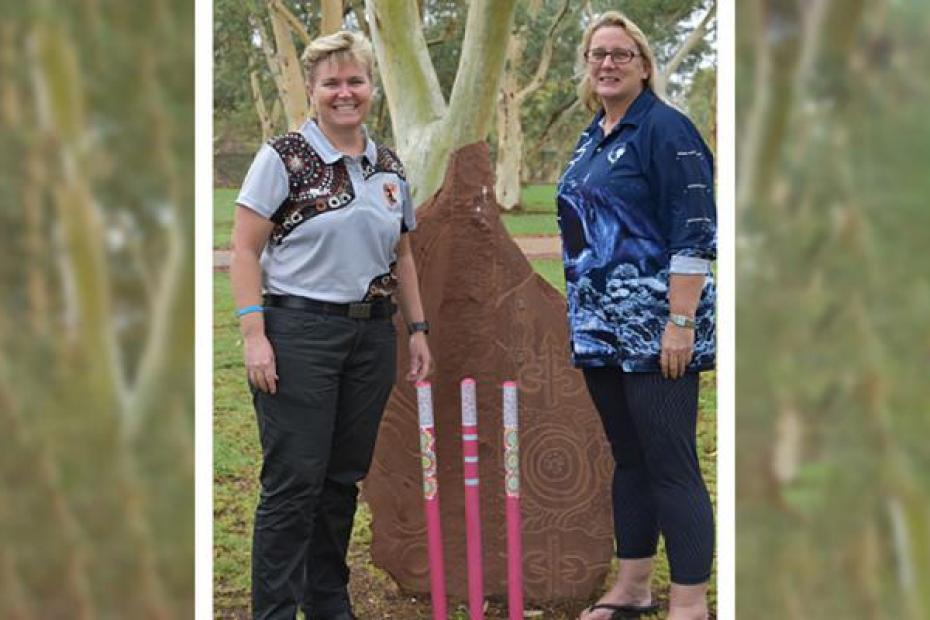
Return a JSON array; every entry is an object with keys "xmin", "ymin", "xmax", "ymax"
[{"xmin": 585, "ymin": 601, "xmax": 661, "ymax": 619}]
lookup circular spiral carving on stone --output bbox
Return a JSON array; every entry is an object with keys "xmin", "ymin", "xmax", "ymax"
[{"xmin": 522, "ymin": 421, "xmax": 594, "ymax": 505}]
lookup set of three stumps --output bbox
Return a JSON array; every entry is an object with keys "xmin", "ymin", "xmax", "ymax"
[{"xmin": 416, "ymin": 379, "xmax": 523, "ymax": 620}]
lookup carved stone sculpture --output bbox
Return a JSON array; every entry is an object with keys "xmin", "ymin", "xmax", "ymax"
[{"xmin": 365, "ymin": 142, "xmax": 614, "ymax": 602}]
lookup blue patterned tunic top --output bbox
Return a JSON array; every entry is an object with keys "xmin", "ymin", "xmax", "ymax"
[{"xmin": 556, "ymin": 89, "xmax": 716, "ymax": 371}]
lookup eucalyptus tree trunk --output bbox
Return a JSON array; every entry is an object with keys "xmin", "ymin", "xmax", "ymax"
[
  {"xmin": 253, "ymin": 0, "xmax": 310, "ymax": 130},
  {"xmin": 322, "ymin": 0, "xmax": 345, "ymax": 34},
  {"xmin": 494, "ymin": 0, "xmax": 570, "ymax": 210},
  {"xmin": 250, "ymin": 68, "xmax": 274, "ymax": 140},
  {"xmin": 366, "ymin": 0, "xmax": 519, "ymax": 204},
  {"xmin": 495, "ymin": 37, "xmax": 527, "ymax": 210}
]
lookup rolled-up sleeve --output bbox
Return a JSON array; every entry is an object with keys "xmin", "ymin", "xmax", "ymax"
[
  {"xmin": 236, "ymin": 144, "xmax": 289, "ymax": 219},
  {"xmin": 400, "ymin": 180, "xmax": 416, "ymax": 233},
  {"xmin": 650, "ymin": 113, "xmax": 716, "ymax": 273}
]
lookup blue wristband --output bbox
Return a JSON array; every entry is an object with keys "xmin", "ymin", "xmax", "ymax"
[{"xmin": 235, "ymin": 304, "xmax": 264, "ymax": 318}]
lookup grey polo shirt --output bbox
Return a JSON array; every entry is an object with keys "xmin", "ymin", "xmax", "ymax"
[{"xmin": 237, "ymin": 120, "xmax": 415, "ymax": 303}]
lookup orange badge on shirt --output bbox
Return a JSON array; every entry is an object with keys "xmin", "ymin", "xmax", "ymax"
[{"xmin": 382, "ymin": 181, "xmax": 399, "ymax": 207}]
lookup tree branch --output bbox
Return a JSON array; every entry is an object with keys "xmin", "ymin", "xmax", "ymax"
[
  {"xmin": 250, "ymin": 67, "xmax": 274, "ymax": 139},
  {"xmin": 263, "ymin": 0, "xmax": 310, "ymax": 128},
  {"xmin": 250, "ymin": 14, "xmax": 283, "ymax": 92},
  {"xmin": 30, "ymin": 22, "xmax": 128, "ymax": 407},
  {"xmin": 427, "ymin": 18, "xmax": 458, "ymax": 47},
  {"xmin": 529, "ymin": 95, "xmax": 579, "ymax": 157},
  {"xmin": 268, "ymin": 0, "xmax": 311, "ymax": 45},
  {"xmin": 658, "ymin": 0, "xmax": 716, "ymax": 97},
  {"xmin": 516, "ymin": 0, "xmax": 571, "ymax": 102},
  {"xmin": 348, "ymin": 0, "xmax": 371, "ymax": 39}
]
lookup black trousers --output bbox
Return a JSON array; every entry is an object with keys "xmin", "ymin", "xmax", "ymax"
[
  {"xmin": 582, "ymin": 368, "xmax": 714, "ymax": 585},
  {"xmin": 250, "ymin": 307, "xmax": 396, "ymax": 619}
]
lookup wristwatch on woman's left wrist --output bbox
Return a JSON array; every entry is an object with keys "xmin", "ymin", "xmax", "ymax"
[
  {"xmin": 668, "ymin": 313, "xmax": 696, "ymax": 329},
  {"xmin": 407, "ymin": 321, "xmax": 430, "ymax": 336}
]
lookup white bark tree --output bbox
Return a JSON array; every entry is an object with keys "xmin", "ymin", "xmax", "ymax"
[
  {"xmin": 654, "ymin": 0, "xmax": 717, "ymax": 99},
  {"xmin": 250, "ymin": 66, "xmax": 275, "ymax": 140},
  {"xmin": 250, "ymin": 0, "xmax": 346, "ymax": 131},
  {"xmin": 251, "ymin": 1, "xmax": 309, "ymax": 130},
  {"xmin": 493, "ymin": 0, "xmax": 714, "ymax": 209},
  {"xmin": 494, "ymin": 0, "xmax": 571, "ymax": 210},
  {"xmin": 321, "ymin": 0, "xmax": 345, "ymax": 34},
  {"xmin": 365, "ymin": 0, "xmax": 519, "ymax": 204}
]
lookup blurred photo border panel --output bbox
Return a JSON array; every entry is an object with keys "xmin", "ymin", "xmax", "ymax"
[
  {"xmin": 195, "ymin": 0, "xmax": 215, "ymax": 618},
  {"xmin": 716, "ymin": 1, "xmax": 735, "ymax": 619}
]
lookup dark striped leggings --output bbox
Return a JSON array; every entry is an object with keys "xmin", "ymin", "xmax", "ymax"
[{"xmin": 582, "ymin": 368, "xmax": 714, "ymax": 585}]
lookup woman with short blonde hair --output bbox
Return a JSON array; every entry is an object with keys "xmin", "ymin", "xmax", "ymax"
[{"xmin": 232, "ymin": 28, "xmax": 431, "ymax": 620}]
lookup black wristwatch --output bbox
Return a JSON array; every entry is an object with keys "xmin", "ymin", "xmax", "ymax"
[{"xmin": 407, "ymin": 321, "xmax": 430, "ymax": 336}]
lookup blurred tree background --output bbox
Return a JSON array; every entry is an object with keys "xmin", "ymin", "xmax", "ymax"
[
  {"xmin": 736, "ymin": 0, "xmax": 930, "ymax": 618},
  {"xmin": 213, "ymin": 0, "xmax": 717, "ymax": 203},
  {"xmin": 0, "ymin": 1, "xmax": 193, "ymax": 618}
]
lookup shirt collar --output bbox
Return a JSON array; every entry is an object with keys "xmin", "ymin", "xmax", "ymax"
[
  {"xmin": 300, "ymin": 119, "xmax": 378, "ymax": 164},
  {"xmin": 591, "ymin": 88, "xmax": 658, "ymax": 133}
]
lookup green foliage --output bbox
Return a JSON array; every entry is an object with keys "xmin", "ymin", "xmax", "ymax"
[
  {"xmin": 518, "ymin": 0, "xmax": 716, "ymax": 181},
  {"xmin": 686, "ymin": 66, "xmax": 716, "ymax": 149},
  {"xmin": 214, "ymin": 1, "xmax": 716, "ymax": 183}
]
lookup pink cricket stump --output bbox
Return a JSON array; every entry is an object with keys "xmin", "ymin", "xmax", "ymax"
[
  {"xmin": 502, "ymin": 381, "xmax": 523, "ymax": 620},
  {"xmin": 460, "ymin": 378, "xmax": 485, "ymax": 620},
  {"xmin": 417, "ymin": 381, "xmax": 447, "ymax": 620}
]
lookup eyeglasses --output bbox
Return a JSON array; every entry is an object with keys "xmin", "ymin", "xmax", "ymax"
[{"xmin": 585, "ymin": 48, "xmax": 640, "ymax": 65}]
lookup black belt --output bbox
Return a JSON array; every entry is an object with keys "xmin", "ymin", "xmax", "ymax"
[{"xmin": 263, "ymin": 294, "xmax": 396, "ymax": 319}]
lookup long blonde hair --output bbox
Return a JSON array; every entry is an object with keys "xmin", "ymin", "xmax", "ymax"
[{"xmin": 576, "ymin": 12, "xmax": 657, "ymax": 113}]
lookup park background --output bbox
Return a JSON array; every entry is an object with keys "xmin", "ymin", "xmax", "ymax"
[
  {"xmin": 0, "ymin": 1, "xmax": 926, "ymax": 619},
  {"xmin": 213, "ymin": 1, "xmax": 716, "ymax": 618}
]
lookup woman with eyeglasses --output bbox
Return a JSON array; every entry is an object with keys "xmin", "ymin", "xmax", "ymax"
[{"xmin": 556, "ymin": 11, "xmax": 716, "ymax": 620}]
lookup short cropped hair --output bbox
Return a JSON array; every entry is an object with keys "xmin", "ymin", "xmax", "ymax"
[{"xmin": 301, "ymin": 30, "xmax": 375, "ymax": 85}]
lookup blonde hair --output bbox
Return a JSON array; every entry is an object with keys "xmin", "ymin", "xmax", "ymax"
[
  {"xmin": 576, "ymin": 12, "xmax": 658, "ymax": 113},
  {"xmin": 301, "ymin": 30, "xmax": 375, "ymax": 86}
]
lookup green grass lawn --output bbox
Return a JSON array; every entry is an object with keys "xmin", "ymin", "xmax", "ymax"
[
  {"xmin": 532, "ymin": 258, "xmax": 565, "ymax": 293},
  {"xmin": 214, "ymin": 188, "xmax": 238, "ymax": 248},
  {"xmin": 213, "ymin": 184, "xmax": 558, "ymax": 248}
]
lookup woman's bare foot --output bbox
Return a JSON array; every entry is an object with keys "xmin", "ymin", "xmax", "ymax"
[{"xmin": 578, "ymin": 558, "xmax": 655, "ymax": 620}]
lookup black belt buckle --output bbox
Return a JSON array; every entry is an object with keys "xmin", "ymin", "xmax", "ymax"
[{"xmin": 347, "ymin": 302, "xmax": 372, "ymax": 319}]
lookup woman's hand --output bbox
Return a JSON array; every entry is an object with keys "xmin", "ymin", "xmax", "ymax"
[
  {"xmin": 406, "ymin": 333, "xmax": 433, "ymax": 382},
  {"xmin": 244, "ymin": 333, "xmax": 278, "ymax": 394},
  {"xmin": 660, "ymin": 322, "xmax": 694, "ymax": 380}
]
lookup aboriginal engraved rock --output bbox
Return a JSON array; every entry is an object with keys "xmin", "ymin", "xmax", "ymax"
[{"xmin": 365, "ymin": 142, "xmax": 614, "ymax": 602}]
